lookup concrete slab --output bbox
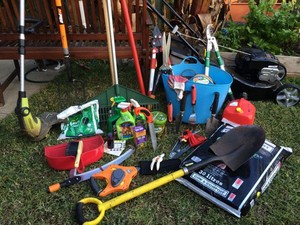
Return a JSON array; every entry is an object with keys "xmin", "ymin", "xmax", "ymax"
[{"xmin": 0, "ymin": 60, "xmax": 61, "ymax": 120}]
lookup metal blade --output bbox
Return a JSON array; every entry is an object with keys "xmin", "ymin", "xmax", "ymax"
[
  {"xmin": 69, "ymin": 147, "xmax": 135, "ymax": 178},
  {"xmin": 148, "ymin": 122, "xmax": 157, "ymax": 150}
]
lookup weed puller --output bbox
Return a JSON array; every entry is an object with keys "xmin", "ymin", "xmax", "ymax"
[{"xmin": 15, "ymin": 0, "xmax": 62, "ymax": 141}]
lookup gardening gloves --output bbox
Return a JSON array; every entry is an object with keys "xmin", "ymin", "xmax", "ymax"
[{"xmin": 168, "ymin": 75, "xmax": 188, "ymax": 100}]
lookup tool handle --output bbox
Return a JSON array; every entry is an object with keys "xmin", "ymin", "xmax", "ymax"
[
  {"xmin": 191, "ymin": 85, "xmax": 196, "ymax": 106},
  {"xmin": 90, "ymin": 177, "xmax": 102, "ymax": 196},
  {"xmin": 134, "ymin": 107, "xmax": 153, "ymax": 123},
  {"xmin": 48, "ymin": 183, "xmax": 61, "ymax": 193},
  {"xmin": 76, "ymin": 198, "xmax": 106, "ymax": 225},
  {"xmin": 151, "ymin": 70, "xmax": 162, "ymax": 96},
  {"xmin": 211, "ymin": 92, "xmax": 220, "ymax": 116},
  {"xmin": 180, "ymin": 91, "xmax": 188, "ymax": 112},
  {"xmin": 74, "ymin": 140, "xmax": 83, "ymax": 168},
  {"xmin": 167, "ymin": 102, "xmax": 173, "ymax": 122},
  {"xmin": 48, "ymin": 176, "xmax": 81, "ymax": 193}
]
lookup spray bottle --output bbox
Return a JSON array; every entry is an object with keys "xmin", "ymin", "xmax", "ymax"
[
  {"xmin": 107, "ymin": 96, "xmax": 126, "ymax": 134},
  {"xmin": 130, "ymin": 99, "xmax": 147, "ymax": 128},
  {"xmin": 116, "ymin": 102, "xmax": 135, "ymax": 140}
]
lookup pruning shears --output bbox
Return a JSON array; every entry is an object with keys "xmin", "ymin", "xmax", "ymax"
[
  {"xmin": 169, "ymin": 130, "xmax": 206, "ymax": 159},
  {"xmin": 205, "ymin": 24, "xmax": 234, "ymax": 100},
  {"xmin": 151, "ymin": 31, "xmax": 172, "ymax": 98},
  {"xmin": 148, "ymin": 26, "xmax": 163, "ymax": 96}
]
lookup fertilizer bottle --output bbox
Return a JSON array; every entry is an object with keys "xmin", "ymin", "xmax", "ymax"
[{"xmin": 116, "ymin": 102, "xmax": 135, "ymax": 140}]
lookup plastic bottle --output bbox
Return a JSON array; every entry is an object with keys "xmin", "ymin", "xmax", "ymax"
[
  {"xmin": 107, "ymin": 132, "xmax": 114, "ymax": 149},
  {"xmin": 129, "ymin": 98, "xmax": 147, "ymax": 128},
  {"xmin": 107, "ymin": 96, "xmax": 126, "ymax": 134},
  {"xmin": 116, "ymin": 102, "xmax": 136, "ymax": 140}
]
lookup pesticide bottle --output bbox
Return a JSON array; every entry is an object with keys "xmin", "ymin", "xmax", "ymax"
[
  {"xmin": 116, "ymin": 102, "xmax": 135, "ymax": 140},
  {"xmin": 107, "ymin": 96, "xmax": 126, "ymax": 134}
]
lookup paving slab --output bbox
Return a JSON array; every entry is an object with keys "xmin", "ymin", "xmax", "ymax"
[{"xmin": 0, "ymin": 60, "xmax": 61, "ymax": 120}]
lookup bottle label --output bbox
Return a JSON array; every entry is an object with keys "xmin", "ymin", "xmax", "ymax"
[{"xmin": 120, "ymin": 122, "xmax": 134, "ymax": 139}]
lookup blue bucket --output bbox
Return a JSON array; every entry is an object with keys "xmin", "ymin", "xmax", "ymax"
[{"xmin": 162, "ymin": 56, "xmax": 233, "ymax": 124}]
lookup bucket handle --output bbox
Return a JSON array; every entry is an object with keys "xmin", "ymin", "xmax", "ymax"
[
  {"xmin": 180, "ymin": 69, "xmax": 197, "ymax": 77},
  {"xmin": 179, "ymin": 56, "xmax": 202, "ymax": 66}
]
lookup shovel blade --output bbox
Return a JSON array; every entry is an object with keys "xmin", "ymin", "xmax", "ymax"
[
  {"xmin": 210, "ymin": 125, "xmax": 265, "ymax": 171},
  {"xmin": 186, "ymin": 125, "xmax": 265, "ymax": 173},
  {"xmin": 205, "ymin": 117, "xmax": 220, "ymax": 136}
]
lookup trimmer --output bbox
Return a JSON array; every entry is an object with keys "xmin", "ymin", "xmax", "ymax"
[
  {"xmin": 15, "ymin": 0, "xmax": 62, "ymax": 141},
  {"xmin": 76, "ymin": 125, "xmax": 265, "ymax": 224}
]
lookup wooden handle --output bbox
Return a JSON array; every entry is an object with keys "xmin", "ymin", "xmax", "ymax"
[{"xmin": 74, "ymin": 141, "xmax": 83, "ymax": 168}]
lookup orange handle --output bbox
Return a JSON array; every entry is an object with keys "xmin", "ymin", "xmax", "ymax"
[
  {"xmin": 48, "ymin": 183, "xmax": 61, "ymax": 193},
  {"xmin": 191, "ymin": 85, "xmax": 196, "ymax": 106},
  {"xmin": 134, "ymin": 107, "xmax": 153, "ymax": 123},
  {"xmin": 167, "ymin": 102, "xmax": 173, "ymax": 122}
]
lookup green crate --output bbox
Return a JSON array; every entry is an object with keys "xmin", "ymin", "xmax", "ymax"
[{"xmin": 91, "ymin": 84, "xmax": 160, "ymax": 122}]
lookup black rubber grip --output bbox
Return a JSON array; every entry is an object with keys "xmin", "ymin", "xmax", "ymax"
[
  {"xmin": 76, "ymin": 202, "xmax": 87, "ymax": 225},
  {"xmin": 180, "ymin": 91, "xmax": 188, "ymax": 111},
  {"xmin": 90, "ymin": 177, "xmax": 102, "ymax": 196},
  {"xmin": 211, "ymin": 92, "xmax": 220, "ymax": 115}
]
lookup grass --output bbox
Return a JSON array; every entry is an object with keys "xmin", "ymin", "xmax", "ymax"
[{"xmin": 0, "ymin": 60, "xmax": 300, "ymax": 225}]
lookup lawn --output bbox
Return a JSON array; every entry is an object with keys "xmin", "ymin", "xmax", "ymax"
[{"xmin": 0, "ymin": 60, "xmax": 299, "ymax": 225}]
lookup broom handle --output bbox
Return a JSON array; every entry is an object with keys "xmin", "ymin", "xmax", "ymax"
[{"xmin": 102, "ymin": 0, "xmax": 117, "ymax": 85}]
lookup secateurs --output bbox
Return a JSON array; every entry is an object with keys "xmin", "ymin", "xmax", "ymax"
[{"xmin": 169, "ymin": 130, "xmax": 206, "ymax": 159}]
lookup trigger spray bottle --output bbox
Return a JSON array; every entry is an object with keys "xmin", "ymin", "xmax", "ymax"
[{"xmin": 116, "ymin": 102, "xmax": 135, "ymax": 140}]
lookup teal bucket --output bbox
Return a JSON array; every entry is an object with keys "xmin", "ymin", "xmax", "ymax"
[{"xmin": 162, "ymin": 57, "xmax": 233, "ymax": 124}]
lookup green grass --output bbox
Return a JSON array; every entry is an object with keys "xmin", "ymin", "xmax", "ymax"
[{"xmin": 0, "ymin": 60, "xmax": 299, "ymax": 224}]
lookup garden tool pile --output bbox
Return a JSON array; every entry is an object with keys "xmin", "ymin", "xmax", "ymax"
[{"xmin": 15, "ymin": 1, "xmax": 295, "ymax": 224}]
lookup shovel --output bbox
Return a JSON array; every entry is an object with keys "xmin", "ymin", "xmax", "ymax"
[
  {"xmin": 76, "ymin": 125, "xmax": 265, "ymax": 224},
  {"xmin": 205, "ymin": 92, "xmax": 220, "ymax": 137}
]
